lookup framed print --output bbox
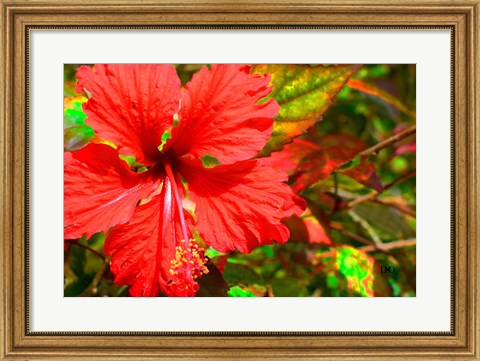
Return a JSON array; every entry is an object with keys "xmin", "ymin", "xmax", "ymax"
[{"xmin": 1, "ymin": 0, "xmax": 479, "ymax": 359}]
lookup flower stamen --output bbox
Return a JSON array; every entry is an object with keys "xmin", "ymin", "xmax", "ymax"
[{"xmin": 168, "ymin": 238, "xmax": 209, "ymax": 296}]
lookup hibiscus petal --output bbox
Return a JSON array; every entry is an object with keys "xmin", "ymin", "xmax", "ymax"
[
  {"xmin": 64, "ymin": 143, "xmax": 160, "ymax": 239},
  {"xmin": 75, "ymin": 64, "xmax": 181, "ymax": 165},
  {"xmin": 176, "ymin": 158, "xmax": 306, "ymax": 253},
  {"xmin": 166, "ymin": 64, "xmax": 279, "ymax": 164},
  {"xmin": 104, "ymin": 177, "xmax": 199, "ymax": 297}
]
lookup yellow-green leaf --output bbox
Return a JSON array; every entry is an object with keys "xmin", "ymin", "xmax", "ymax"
[
  {"xmin": 251, "ymin": 64, "xmax": 360, "ymax": 155},
  {"xmin": 334, "ymin": 246, "xmax": 375, "ymax": 297},
  {"xmin": 64, "ymin": 95, "xmax": 95, "ymax": 150}
]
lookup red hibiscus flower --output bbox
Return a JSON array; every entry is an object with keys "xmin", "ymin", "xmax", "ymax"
[{"xmin": 64, "ymin": 64, "xmax": 306, "ymax": 297}]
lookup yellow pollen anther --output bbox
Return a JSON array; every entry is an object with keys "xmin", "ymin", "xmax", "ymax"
[{"xmin": 169, "ymin": 238, "xmax": 209, "ymax": 285}]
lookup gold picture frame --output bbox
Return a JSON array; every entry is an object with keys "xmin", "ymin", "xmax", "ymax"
[{"xmin": 1, "ymin": 0, "xmax": 478, "ymax": 359}]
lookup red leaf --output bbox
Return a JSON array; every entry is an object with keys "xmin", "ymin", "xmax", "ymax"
[
  {"xmin": 282, "ymin": 215, "xmax": 309, "ymax": 242},
  {"xmin": 342, "ymin": 159, "xmax": 383, "ymax": 192},
  {"xmin": 268, "ymin": 133, "xmax": 382, "ymax": 193},
  {"xmin": 176, "ymin": 158, "xmax": 306, "ymax": 253},
  {"xmin": 166, "ymin": 64, "xmax": 279, "ymax": 164},
  {"xmin": 304, "ymin": 216, "xmax": 333, "ymax": 245},
  {"xmin": 288, "ymin": 203, "xmax": 334, "ymax": 245},
  {"xmin": 324, "ymin": 135, "xmax": 382, "ymax": 191},
  {"xmin": 283, "ymin": 213, "xmax": 333, "ymax": 245},
  {"xmin": 266, "ymin": 139, "xmax": 312, "ymax": 176},
  {"xmin": 75, "ymin": 64, "xmax": 181, "ymax": 165},
  {"xmin": 64, "ymin": 144, "xmax": 161, "ymax": 239}
]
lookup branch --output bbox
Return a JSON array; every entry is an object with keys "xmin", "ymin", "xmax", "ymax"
[
  {"xmin": 330, "ymin": 221, "xmax": 393, "ymax": 255},
  {"xmin": 331, "ymin": 124, "xmax": 416, "ymax": 178},
  {"xmin": 312, "ymin": 238, "xmax": 416, "ymax": 263},
  {"xmin": 357, "ymin": 124, "xmax": 416, "ymax": 158},
  {"xmin": 330, "ymin": 221, "xmax": 375, "ymax": 247},
  {"xmin": 66, "ymin": 239, "xmax": 105, "ymax": 261},
  {"xmin": 331, "ymin": 172, "xmax": 341, "ymax": 214},
  {"xmin": 81, "ymin": 256, "xmax": 111, "ymax": 296},
  {"xmin": 359, "ymin": 238, "xmax": 416, "ymax": 253},
  {"xmin": 372, "ymin": 198, "xmax": 416, "ymax": 218},
  {"xmin": 346, "ymin": 170, "xmax": 416, "ymax": 209}
]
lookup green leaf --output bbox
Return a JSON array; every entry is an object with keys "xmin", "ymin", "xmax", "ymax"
[
  {"xmin": 200, "ymin": 154, "xmax": 221, "ymax": 168},
  {"xmin": 68, "ymin": 241, "xmax": 87, "ymax": 280},
  {"xmin": 64, "ymin": 95, "xmax": 94, "ymax": 150},
  {"xmin": 228, "ymin": 285, "xmax": 256, "ymax": 297},
  {"xmin": 64, "ymin": 108, "xmax": 87, "ymax": 127},
  {"xmin": 251, "ymin": 64, "xmax": 360, "ymax": 155},
  {"xmin": 64, "ymin": 240, "xmax": 94, "ymax": 297},
  {"xmin": 84, "ymin": 233, "xmax": 106, "ymax": 275},
  {"xmin": 158, "ymin": 129, "xmax": 172, "ymax": 151},
  {"xmin": 334, "ymin": 246, "xmax": 375, "ymax": 296},
  {"xmin": 64, "ymin": 96, "xmax": 87, "ymax": 123},
  {"xmin": 118, "ymin": 154, "xmax": 137, "ymax": 167},
  {"xmin": 64, "ymin": 125, "xmax": 95, "ymax": 151},
  {"xmin": 269, "ymin": 277, "xmax": 308, "ymax": 297},
  {"xmin": 223, "ymin": 263, "xmax": 264, "ymax": 286},
  {"xmin": 205, "ymin": 247, "xmax": 224, "ymax": 258},
  {"xmin": 353, "ymin": 202, "xmax": 415, "ymax": 240}
]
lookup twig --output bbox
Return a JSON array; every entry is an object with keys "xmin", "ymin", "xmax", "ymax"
[
  {"xmin": 331, "ymin": 172, "xmax": 340, "ymax": 215},
  {"xmin": 330, "ymin": 221, "xmax": 375, "ymax": 247},
  {"xmin": 357, "ymin": 124, "xmax": 416, "ymax": 158},
  {"xmin": 313, "ymin": 239, "xmax": 416, "ymax": 261},
  {"xmin": 346, "ymin": 171, "xmax": 416, "ymax": 209},
  {"xmin": 329, "ymin": 124, "xmax": 416, "ymax": 187},
  {"xmin": 359, "ymin": 239, "xmax": 416, "ymax": 253},
  {"xmin": 330, "ymin": 221, "xmax": 393, "ymax": 255},
  {"xmin": 310, "ymin": 261, "xmax": 329, "ymax": 277},
  {"xmin": 82, "ymin": 256, "xmax": 111, "ymax": 296},
  {"xmin": 372, "ymin": 198, "xmax": 416, "ymax": 218},
  {"xmin": 277, "ymin": 250, "xmax": 293, "ymax": 275},
  {"xmin": 66, "ymin": 239, "xmax": 105, "ymax": 261}
]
